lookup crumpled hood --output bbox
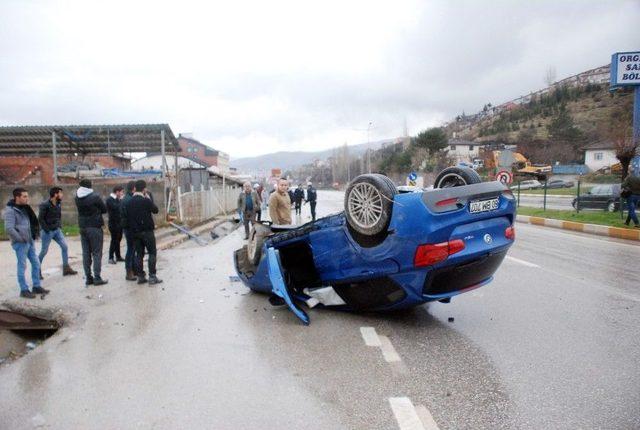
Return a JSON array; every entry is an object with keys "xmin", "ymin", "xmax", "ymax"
[
  {"xmin": 77, "ymin": 187, "xmax": 93, "ymax": 199},
  {"xmin": 6, "ymin": 198, "xmax": 16, "ymax": 208}
]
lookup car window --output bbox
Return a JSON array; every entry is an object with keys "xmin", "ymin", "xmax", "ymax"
[{"xmin": 591, "ymin": 186, "xmax": 605, "ymax": 195}]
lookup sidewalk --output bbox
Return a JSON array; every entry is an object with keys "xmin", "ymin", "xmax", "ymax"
[{"xmin": 516, "ymin": 214, "xmax": 640, "ymax": 242}]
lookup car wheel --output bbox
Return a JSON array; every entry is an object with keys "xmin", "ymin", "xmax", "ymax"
[
  {"xmin": 247, "ymin": 225, "xmax": 266, "ymax": 265},
  {"xmin": 434, "ymin": 166, "xmax": 482, "ymax": 188},
  {"xmin": 344, "ymin": 174, "xmax": 397, "ymax": 236},
  {"xmin": 606, "ymin": 201, "xmax": 616, "ymax": 212},
  {"xmin": 572, "ymin": 199, "xmax": 577, "ymax": 209}
]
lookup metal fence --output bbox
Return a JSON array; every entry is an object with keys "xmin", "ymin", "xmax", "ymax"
[{"xmin": 177, "ymin": 184, "xmax": 239, "ymax": 224}]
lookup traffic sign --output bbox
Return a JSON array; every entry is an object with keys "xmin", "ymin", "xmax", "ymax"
[
  {"xmin": 496, "ymin": 170, "xmax": 513, "ymax": 185},
  {"xmin": 408, "ymin": 172, "xmax": 417, "ymax": 181}
]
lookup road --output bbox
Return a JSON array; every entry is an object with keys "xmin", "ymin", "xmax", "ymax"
[{"xmin": 1, "ymin": 190, "xmax": 639, "ymax": 429}]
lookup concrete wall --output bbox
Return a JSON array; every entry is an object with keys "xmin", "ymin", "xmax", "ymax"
[{"xmin": 0, "ymin": 179, "xmax": 167, "ymax": 226}]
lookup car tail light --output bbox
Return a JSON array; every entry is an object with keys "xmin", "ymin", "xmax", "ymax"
[
  {"xmin": 436, "ymin": 197, "xmax": 459, "ymax": 207},
  {"xmin": 414, "ymin": 239, "xmax": 465, "ymax": 267},
  {"xmin": 505, "ymin": 226, "xmax": 515, "ymax": 240}
]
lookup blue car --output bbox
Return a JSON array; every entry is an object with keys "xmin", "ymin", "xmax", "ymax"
[{"xmin": 234, "ymin": 167, "xmax": 516, "ymax": 325}]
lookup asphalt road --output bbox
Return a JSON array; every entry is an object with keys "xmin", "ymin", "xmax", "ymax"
[{"xmin": 1, "ymin": 190, "xmax": 639, "ymax": 429}]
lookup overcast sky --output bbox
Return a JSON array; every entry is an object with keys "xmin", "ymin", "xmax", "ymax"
[{"xmin": 0, "ymin": 0, "xmax": 638, "ymax": 159}]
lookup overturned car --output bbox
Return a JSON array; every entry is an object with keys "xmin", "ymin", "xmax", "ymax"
[{"xmin": 234, "ymin": 167, "xmax": 516, "ymax": 324}]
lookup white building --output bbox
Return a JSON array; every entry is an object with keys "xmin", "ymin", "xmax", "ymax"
[
  {"xmin": 447, "ymin": 139, "xmax": 489, "ymax": 163},
  {"xmin": 583, "ymin": 142, "xmax": 618, "ymax": 172},
  {"xmin": 131, "ymin": 154, "xmax": 208, "ymax": 171}
]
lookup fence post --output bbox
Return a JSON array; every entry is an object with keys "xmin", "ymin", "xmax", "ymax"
[
  {"xmin": 576, "ymin": 180, "xmax": 580, "ymax": 213},
  {"xmin": 177, "ymin": 186, "xmax": 184, "ymax": 221},
  {"xmin": 516, "ymin": 181, "xmax": 521, "ymax": 208},
  {"xmin": 543, "ymin": 179, "xmax": 548, "ymax": 211}
]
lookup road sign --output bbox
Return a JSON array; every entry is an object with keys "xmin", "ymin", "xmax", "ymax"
[
  {"xmin": 496, "ymin": 170, "xmax": 513, "ymax": 185},
  {"xmin": 408, "ymin": 172, "xmax": 417, "ymax": 181},
  {"xmin": 611, "ymin": 51, "xmax": 640, "ymax": 87}
]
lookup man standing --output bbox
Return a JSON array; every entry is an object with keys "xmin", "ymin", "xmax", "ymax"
[
  {"xmin": 4, "ymin": 188, "xmax": 48, "ymax": 298},
  {"xmin": 106, "ymin": 185, "xmax": 125, "ymax": 264},
  {"xmin": 254, "ymin": 183, "xmax": 263, "ymax": 222},
  {"xmin": 75, "ymin": 179, "xmax": 108, "ymax": 286},
  {"xmin": 293, "ymin": 184, "xmax": 304, "ymax": 216},
  {"xmin": 306, "ymin": 182, "xmax": 318, "ymax": 221},
  {"xmin": 38, "ymin": 187, "xmax": 78, "ymax": 276},
  {"xmin": 237, "ymin": 181, "xmax": 258, "ymax": 239},
  {"xmin": 124, "ymin": 180, "xmax": 162, "ymax": 285},
  {"xmin": 268, "ymin": 178, "xmax": 292, "ymax": 225},
  {"xmin": 622, "ymin": 174, "xmax": 640, "ymax": 228},
  {"xmin": 120, "ymin": 181, "xmax": 138, "ymax": 281}
]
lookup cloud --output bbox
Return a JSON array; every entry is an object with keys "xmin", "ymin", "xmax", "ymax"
[{"xmin": 0, "ymin": 0, "xmax": 638, "ymax": 159}]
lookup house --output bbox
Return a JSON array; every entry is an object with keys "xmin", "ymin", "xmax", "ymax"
[
  {"xmin": 447, "ymin": 139, "xmax": 489, "ymax": 163},
  {"xmin": 177, "ymin": 133, "xmax": 229, "ymax": 171},
  {"xmin": 583, "ymin": 141, "xmax": 618, "ymax": 172}
]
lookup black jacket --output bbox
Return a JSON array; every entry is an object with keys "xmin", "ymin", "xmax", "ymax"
[
  {"xmin": 124, "ymin": 194, "xmax": 159, "ymax": 233},
  {"xmin": 293, "ymin": 188, "xmax": 304, "ymax": 204},
  {"xmin": 38, "ymin": 199, "xmax": 62, "ymax": 232},
  {"xmin": 106, "ymin": 196, "xmax": 122, "ymax": 229},
  {"xmin": 75, "ymin": 190, "xmax": 107, "ymax": 229},
  {"xmin": 306, "ymin": 187, "xmax": 317, "ymax": 202}
]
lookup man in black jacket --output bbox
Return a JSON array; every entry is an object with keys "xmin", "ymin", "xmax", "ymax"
[
  {"xmin": 106, "ymin": 185, "xmax": 125, "ymax": 264},
  {"xmin": 120, "ymin": 181, "xmax": 138, "ymax": 280},
  {"xmin": 124, "ymin": 180, "xmax": 161, "ymax": 285},
  {"xmin": 305, "ymin": 182, "xmax": 318, "ymax": 221},
  {"xmin": 38, "ymin": 187, "xmax": 78, "ymax": 276},
  {"xmin": 75, "ymin": 179, "xmax": 108, "ymax": 286}
]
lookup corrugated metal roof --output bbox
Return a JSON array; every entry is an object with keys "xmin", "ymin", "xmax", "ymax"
[{"xmin": 0, "ymin": 124, "xmax": 180, "ymax": 154}]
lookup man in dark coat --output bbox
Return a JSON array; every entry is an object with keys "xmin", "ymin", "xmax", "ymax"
[
  {"xmin": 124, "ymin": 180, "xmax": 161, "ymax": 285},
  {"xmin": 106, "ymin": 185, "xmax": 125, "ymax": 264},
  {"xmin": 306, "ymin": 182, "xmax": 318, "ymax": 221},
  {"xmin": 3, "ymin": 188, "xmax": 48, "ymax": 298},
  {"xmin": 75, "ymin": 179, "xmax": 108, "ymax": 286},
  {"xmin": 38, "ymin": 186, "xmax": 77, "ymax": 276},
  {"xmin": 293, "ymin": 184, "xmax": 304, "ymax": 216},
  {"xmin": 120, "ymin": 181, "xmax": 138, "ymax": 281}
]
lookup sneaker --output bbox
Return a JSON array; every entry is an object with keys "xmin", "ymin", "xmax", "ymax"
[
  {"xmin": 108, "ymin": 258, "xmax": 116, "ymax": 265},
  {"xmin": 149, "ymin": 275, "xmax": 163, "ymax": 285},
  {"xmin": 32, "ymin": 287, "xmax": 50, "ymax": 295},
  {"xmin": 137, "ymin": 276, "xmax": 148, "ymax": 284},
  {"xmin": 20, "ymin": 290, "xmax": 36, "ymax": 299},
  {"xmin": 93, "ymin": 278, "xmax": 108, "ymax": 286},
  {"xmin": 85, "ymin": 277, "xmax": 94, "ymax": 286},
  {"xmin": 116, "ymin": 257, "xmax": 126, "ymax": 262}
]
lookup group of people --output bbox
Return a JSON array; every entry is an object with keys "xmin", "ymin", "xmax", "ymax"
[
  {"xmin": 3, "ymin": 179, "xmax": 162, "ymax": 299},
  {"xmin": 237, "ymin": 178, "xmax": 318, "ymax": 238}
]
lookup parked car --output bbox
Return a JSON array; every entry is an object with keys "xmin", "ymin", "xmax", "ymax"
[
  {"xmin": 511, "ymin": 180, "xmax": 542, "ymax": 190},
  {"xmin": 546, "ymin": 178, "xmax": 575, "ymax": 189},
  {"xmin": 572, "ymin": 184, "xmax": 629, "ymax": 212},
  {"xmin": 234, "ymin": 167, "xmax": 516, "ymax": 325}
]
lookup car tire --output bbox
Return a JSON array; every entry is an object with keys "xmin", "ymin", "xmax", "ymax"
[
  {"xmin": 572, "ymin": 199, "xmax": 577, "ymax": 209},
  {"xmin": 344, "ymin": 174, "xmax": 397, "ymax": 236},
  {"xmin": 606, "ymin": 201, "xmax": 616, "ymax": 212},
  {"xmin": 247, "ymin": 225, "xmax": 267, "ymax": 265},
  {"xmin": 434, "ymin": 166, "xmax": 482, "ymax": 188}
]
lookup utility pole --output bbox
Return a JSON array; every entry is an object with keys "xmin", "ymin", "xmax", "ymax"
[{"xmin": 367, "ymin": 121, "xmax": 373, "ymax": 173}]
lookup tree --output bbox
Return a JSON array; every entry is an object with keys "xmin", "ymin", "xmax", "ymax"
[
  {"xmin": 607, "ymin": 104, "xmax": 636, "ymax": 180},
  {"xmin": 547, "ymin": 104, "xmax": 584, "ymax": 152},
  {"xmin": 414, "ymin": 127, "xmax": 449, "ymax": 156}
]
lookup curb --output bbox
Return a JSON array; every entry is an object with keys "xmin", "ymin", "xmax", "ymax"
[
  {"xmin": 157, "ymin": 217, "xmax": 236, "ymax": 250},
  {"xmin": 516, "ymin": 214, "xmax": 640, "ymax": 242}
]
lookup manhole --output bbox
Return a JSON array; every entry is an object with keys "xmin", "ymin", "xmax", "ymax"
[{"xmin": 0, "ymin": 310, "xmax": 60, "ymax": 365}]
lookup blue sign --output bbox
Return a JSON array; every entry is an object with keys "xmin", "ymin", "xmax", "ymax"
[
  {"xmin": 408, "ymin": 172, "xmax": 417, "ymax": 181},
  {"xmin": 611, "ymin": 51, "xmax": 640, "ymax": 88}
]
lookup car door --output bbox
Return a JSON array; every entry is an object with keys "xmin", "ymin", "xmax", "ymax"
[
  {"xmin": 581, "ymin": 186, "xmax": 601, "ymax": 209},
  {"xmin": 266, "ymin": 247, "xmax": 310, "ymax": 325},
  {"xmin": 592, "ymin": 185, "xmax": 609, "ymax": 209}
]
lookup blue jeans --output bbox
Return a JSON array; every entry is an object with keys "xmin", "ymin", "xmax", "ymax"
[
  {"xmin": 12, "ymin": 241, "xmax": 41, "ymax": 292},
  {"xmin": 124, "ymin": 229, "xmax": 135, "ymax": 272},
  {"xmin": 39, "ymin": 228, "xmax": 69, "ymax": 266},
  {"xmin": 627, "ymin": 194, "xmax": 639, "ymax": 225}
]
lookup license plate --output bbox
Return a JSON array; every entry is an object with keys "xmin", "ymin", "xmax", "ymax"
[{"xmin": 469, "ymin": 198, "xmax": 499, "ymax": 213}]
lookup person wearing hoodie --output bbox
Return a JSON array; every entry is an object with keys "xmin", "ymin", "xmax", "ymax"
[
  {"xmin": 38, "ymin": 186, "xmax": 78, "ymax": 277},
  {"xmin": 75, "ymin": 179, "xmax": 108, "ymax": 286},
  {"xmin": 106, "ymin": 185, "xmax": 125, "ymax": 264},
  {"xmin": 3, "ymin": 188, "xmax": 49, "ymax": 298},
  {"xmin": 124, "ymin": 180, "xmax": 161, "ymax": 285}
]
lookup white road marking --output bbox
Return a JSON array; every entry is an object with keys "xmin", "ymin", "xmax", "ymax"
[
  {"xmin": 360, "ymin": 327, "xmax": 382, "ymax": 347},
  {"xmin": 389, "ymin": 397, "xmax": 426, "ymax": 430},
  {"xmin": 505, "ymin": 255, "xmax": 540, "ymax": 268},
  {"xmin": 379, "ymin": 335, "xmax": 402, "ymax": 362},
  {"xmin": 415, "ymin": 405, "xmax": 441, "ymax": 430}
]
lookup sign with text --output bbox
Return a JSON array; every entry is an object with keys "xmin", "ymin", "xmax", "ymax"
[{"xmin": 611, "ymin": 51, "xmax": 640, "ymax": 87}]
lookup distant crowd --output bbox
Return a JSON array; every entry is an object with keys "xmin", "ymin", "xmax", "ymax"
[
  {"xmin": 237, "ymin": 179, "xmax": 317, "ymax": 239},
  {"xmin": 3, "ymin": 179, "xmax": 162, "ymax": 299}
]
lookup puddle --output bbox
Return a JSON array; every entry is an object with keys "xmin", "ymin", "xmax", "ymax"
[{"xmin": 0, "ymin": 310, "xmax": 60, "ymax": 365}]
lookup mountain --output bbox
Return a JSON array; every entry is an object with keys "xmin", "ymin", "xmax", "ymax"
[{"xmin": 230, "ymin": 139, "xmax": 393, "ymax": 173}]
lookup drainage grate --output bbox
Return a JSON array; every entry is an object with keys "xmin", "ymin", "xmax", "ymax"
[{"xmin": 0, "ymin": 310, "xmax": 59, "ymax": 331}]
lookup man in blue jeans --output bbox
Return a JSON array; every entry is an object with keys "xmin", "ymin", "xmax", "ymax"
[
  {"xmin": 3, "ymin": 188, "xmax": 49, "ymax": 298},
  {"xmin": 38, "ymin": 186, "xmax": 78, "ymax": 277},
  {"xmin": 622, "ymin": 174, "xmax": 640, "ymax": 228}
]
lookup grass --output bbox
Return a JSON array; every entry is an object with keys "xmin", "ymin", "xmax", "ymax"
[
  {"xmin": 0, "ymin": 220, "xmax": 80, "ymax": 241},
  {"xmin": 516, "ymin": 206, "xmax": 633, "ymax": 229}
]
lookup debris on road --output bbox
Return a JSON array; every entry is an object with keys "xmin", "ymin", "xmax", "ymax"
[
  {"xmin": 229, "ymin": 275, "xmax": 241, "ymax": 282},
  {"xmin": 170, "ymin": 222, "xmax": 208, "ymax": 246},
  {"xmin": 448, "ymin": 317, "xmax": 455, "ymax": 323},
  {"xmin": 25, "ymin": 342, "xmax": 37, "ymax": 350}
]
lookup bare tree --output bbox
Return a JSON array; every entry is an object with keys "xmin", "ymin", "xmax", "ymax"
[
  {"xmin": 608, "ymin": 105, "xmax": 636, "ymax": 180},
  {"xmin": 544, "ymin": 66, "xmax": 557, "ymax": 88}
]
